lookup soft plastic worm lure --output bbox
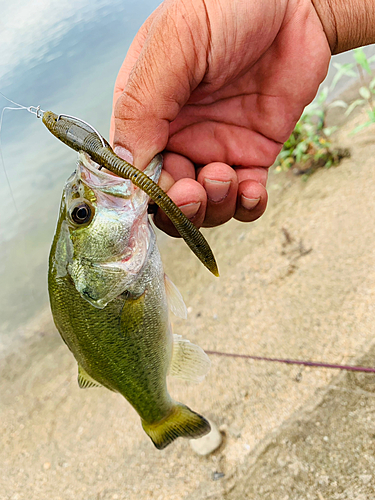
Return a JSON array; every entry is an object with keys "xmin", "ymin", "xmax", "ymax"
[{"xmin": 41, "ymin": 109, "xmax": 219, "ymax": 277}]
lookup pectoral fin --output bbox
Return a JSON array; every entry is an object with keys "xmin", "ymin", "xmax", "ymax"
[
  {"xmin": 168, "ymin": 334, "xmax": 211, "ymax": 383},
  {"xmin": 164, "ymin": 274, "xmax": 187, "ymax": 319},
  {"xmin": 78, "ymin": 364, "xmax": 102, "ymax": 389}
]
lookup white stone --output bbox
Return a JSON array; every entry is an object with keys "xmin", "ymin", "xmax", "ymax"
[
  {"xmin": 189, "ymin": 420, "xmax": 222, "ymax": 456},
  {"xmin": 359, "ymin": 474, "xmax": 372, "ymax": 485}
]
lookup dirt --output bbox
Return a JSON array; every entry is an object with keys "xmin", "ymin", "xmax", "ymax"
[{"xmin": 2, "ymin": 104, "xmax": 375, "ymax": 500}]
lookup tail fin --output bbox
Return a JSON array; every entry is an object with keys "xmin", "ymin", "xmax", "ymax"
[{"xmin": 142, "ymin": 403, "xmax": 211, "ymax": 450}]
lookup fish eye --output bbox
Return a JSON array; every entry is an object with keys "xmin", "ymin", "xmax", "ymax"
[{"xmin": 70, "ymin": 202, "xmax": 94, "ymax": 225}]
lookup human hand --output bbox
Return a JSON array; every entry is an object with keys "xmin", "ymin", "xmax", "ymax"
[{"xmin": 110, "ymin": 0, "xmax": 331, "ymax": 236}]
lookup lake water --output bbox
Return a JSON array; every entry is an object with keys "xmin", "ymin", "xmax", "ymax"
[{"xmin": 0, "ymin": 0, "xmax": 374, "ymax": 355}]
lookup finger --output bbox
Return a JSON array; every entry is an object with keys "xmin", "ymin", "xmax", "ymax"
[
  {"xmin": 158, "ymin": 169, "xmax": 175, "ymax": 193},
  {"xmin": 197, "ymin": 163, "xmax": 238, "ymax": 227},
  {"xmin": 153, "ymin": 178, "xmax": 207, "ymax": 237},
  {"xmin": 148, "ymin": 169, "xmax": 175, "ymax": 213},
  {"xmin": 235, "ymin": 179, "xmax": 268, "ymax": 222},
  {"xmin": 162, "ymin": 152, "xmax": 196, "ymax": 182},
  {"xmin": 235, "ymin": 165, "xmax": 269, "ymax": 187},
  {"xmin": 112, "ymin": 0, "xmax": 210, "ymax": 169},
  {"xmin": 147, "ymin": 153, "xmax": 194, "ymax": 213}
]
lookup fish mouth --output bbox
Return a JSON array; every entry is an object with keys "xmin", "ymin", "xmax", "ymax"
[{"xmin": 77, "ymin": 151, "xmax": 134, "ymax": 198}]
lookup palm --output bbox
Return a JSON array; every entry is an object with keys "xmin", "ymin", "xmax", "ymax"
[
  {"xmin": 168, "ymin": 3, "xmax": 329, "ymax": 169},
  {"xmin": 112, "ymin": 0, "xmax": 331, "ymax": 233}
]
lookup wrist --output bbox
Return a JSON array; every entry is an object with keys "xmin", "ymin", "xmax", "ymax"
[{"xmin": 312, "ymin": 0, "xmax": 375, "ymax": 54}]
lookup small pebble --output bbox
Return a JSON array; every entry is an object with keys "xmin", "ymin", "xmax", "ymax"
[
  {"xmin": 219, "ymin": 424, "xmax": 228, "ymax": 434},
  {"xmin": 43, "ymin": 462, "xmax": 51, "ymax": 470},
  {"xmin": 317, "ymin": 475, "xmax": 330, "ymax": 487},
  {"xmin": 189, "ymin": 420, "xmax": 222, "ymax": 456},
  {"xmin": 229, "ymin": 425, "xmax": 242, "ymax": 438},
  {"xmin": 212, "ymin": 471, "xmax": 225, "ymax": 481},
  {"xmin": 359, "ymin": 474, "xmax": 372, "ymax": 485}
]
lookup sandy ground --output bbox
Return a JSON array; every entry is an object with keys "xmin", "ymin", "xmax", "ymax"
[{"xmin": 2, "ymin": 106, "xmax": 375, "ymax": 500}]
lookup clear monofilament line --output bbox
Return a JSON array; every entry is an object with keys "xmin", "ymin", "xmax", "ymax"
[
  {"xmin": 0, "ymin": 91, "xmax": 44, "ymax": 117},
  {"xmin": 0, "ymin": 91, "xmax": 29, "ymax": 110},
  {"xmin": 0, "ymin": 92, "xmax": 44, "ymax": 214},
  {"xmin": 0, "ymin": 106, "xmax": 28, "ymax": 214}
]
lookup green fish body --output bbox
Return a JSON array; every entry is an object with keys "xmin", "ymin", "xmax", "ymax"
[{"xmin": 48, "ymin": 152, "xmax": 210, "ymax": 449}]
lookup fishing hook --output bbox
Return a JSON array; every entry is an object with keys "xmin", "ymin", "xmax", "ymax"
[{"xmin": 56, "ymin": 113, "xmax": 106, "ymax": 148}]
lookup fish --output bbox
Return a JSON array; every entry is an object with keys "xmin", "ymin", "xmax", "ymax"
[{"xmin": 48, "ymin": 151, "xmax": 211, "ymax": 449}]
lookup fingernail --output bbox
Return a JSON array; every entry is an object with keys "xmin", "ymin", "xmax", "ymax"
[
  {"xmin": 204, "ymin": 179, "xmax": 231, "ymax": 203},
  {"xmin": 114, "ymin": 146, "xmax": 134, "ymax": 163},
  {"xmin": 179, "ymin": 202, "xmax": 201, "ymax": 220},
  {"xmin": 241, "ymin": 195, "xmax": 260, "ymax": 210}
]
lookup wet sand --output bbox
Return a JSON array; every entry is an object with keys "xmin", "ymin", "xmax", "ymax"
[{"xmin": 2, "ymin": 106, "xmax": 375, "ymax": 499}]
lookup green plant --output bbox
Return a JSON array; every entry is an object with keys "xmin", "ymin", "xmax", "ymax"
[
  {"xmin": 333, "ymin": 48, "xmax": 375, "ymax": 133},
  {"xmin": 274, "ymin": 86, "xmax": 346, "ymax": 176},
  {"xmin": 274, "ymin": 48, "xmax": 375, "ymax": 175}
]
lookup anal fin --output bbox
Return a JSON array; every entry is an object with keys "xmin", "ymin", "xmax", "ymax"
[
  {"xmin": 78, "ymin": 364, "xmax": 102, "ymax": 389},
  {"xmin": 168, "ymin": 334, "xmax": 211, "ymax": 383}
]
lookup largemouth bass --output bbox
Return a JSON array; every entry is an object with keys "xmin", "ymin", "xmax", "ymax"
[{"xmin": 48, "ymin": 152, "xmax": 211, "ymax": 449}]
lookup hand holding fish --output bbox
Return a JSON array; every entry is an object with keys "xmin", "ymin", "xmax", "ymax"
[{"xmin": 110, "ymin": 0, "xmax": 333, "ymax": 236}]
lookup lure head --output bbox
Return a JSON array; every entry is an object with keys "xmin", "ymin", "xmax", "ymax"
[
  {"xmin": 42, "ymin": 111, "xmax": 63, "ymax": 143},
  {"xmin": 42, "ymin": 110, "xmax": 58, "ymax": 128},
  {"xmin": 51, "ymin": 152, "xmax": 162, "ymax": 308},
  {"xmin": 42, "ymin": 110, "xmax": 104, "ymax": 152}
]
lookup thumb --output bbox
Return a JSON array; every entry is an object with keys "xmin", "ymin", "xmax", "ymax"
[{"xmin": 112, "ymin": 0, "xmax": 210, "ymax": 170}]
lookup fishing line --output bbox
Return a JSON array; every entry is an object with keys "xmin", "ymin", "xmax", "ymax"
[
  {"xmin": 0, "ymin": 92, "xmax": 47, "ymax": 317},
  {"xmin": 0, "ymin": 90, "xmax": 44, "ymax": 116},
  {"xmin": 0, "ymin": 106, "xmax": 23, "ymax": 214},
  {"xmin": 206, "ymin": 350, "xmax": 375, "ymax": 373},
  {"xmin": 0, "ymin": 91, "xmax": 44, "ymax": 213}
]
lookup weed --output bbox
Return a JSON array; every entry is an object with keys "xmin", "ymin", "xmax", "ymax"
[
  {"xmin": 335, "ymin": 48, "xmax": 375, "ymax": 133},
  {"xmin": 274, "ymin": 88, "xmax": 349, "ymax": 177},
  {"xmin": 273, "ymin": 48, "xmax": 375, "ymax": 176}
]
